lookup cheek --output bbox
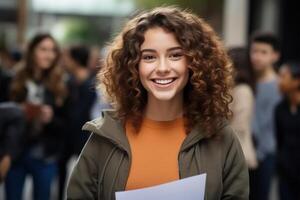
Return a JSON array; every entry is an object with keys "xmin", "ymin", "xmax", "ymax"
[
  {"xmin": 51, "ymin": 50, "xmax": 57, "ymax": 59},
  {"xmin": 279, "ymin": 80, "xmax": 287, "ymax": 87},
  {"xmin": 280, "ymin": 79, "xmax": 291, "ymax": 89},
  {"xmin": 138, "ymin": 63, "xmax": 150, "ymax": 86},
  {"xmin": 291, "ymin": 80, "xmax": 300, "ymax": 89},
  {"xmin": 139, "ymin": 61, "xmax": 155, "ymax": 76},
  {"xmin": 48, "ymin": 52, "xmax": 56, "ymax": 61},
  {"xmin": 250, "ymin": 53, "xmax": 260, "ymax": 61},
  {"xmin": 177, "ymin": 61, "xmax": 189, "ymax": 78},
  {"xmin": 263, "ymin": 54, "xmax": 274, "ymax": 62},
  {"xmin": 34, "ymin": 51, "xmax": 43, "ymax": 64}
]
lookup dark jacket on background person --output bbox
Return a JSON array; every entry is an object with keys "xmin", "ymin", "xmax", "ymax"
[
  {"xmin": 275, "ymin": 98, "xmax": 300, "ymax": 182},
  {"xmin": 12, "ymin": 86, "xmax": 69, "ymax": 160},
  {"xmin": 0, "ymin": 102, "xmax": 25, "ymax": 162},
  {"xmin": 0, "ymin": 67, "xmax": 12, "ymax": 103},
  {"xmin": 66, "ymin": 75, "xmax": 97, "ymax": 155},
  {"xmin": 67, "ymin": 112, "xmax": 249, "ymax": 200},
  {"xmin": 57, "ymin": 75, "xmax": 96, "ymax": 200}
]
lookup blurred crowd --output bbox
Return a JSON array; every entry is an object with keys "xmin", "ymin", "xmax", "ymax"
[
  {"xmin": 0, "ymin": 31, "xmax": 299, "ymax": 200},
  {"xmin": 229, "ymin": 33, "xmax": 300, "ymax": 200},
  {"xmin": 0, "ymin": 33, "xmax": 110, "ymax": 200}
]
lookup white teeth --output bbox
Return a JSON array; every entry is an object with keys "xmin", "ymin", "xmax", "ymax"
[{"xmin": 154, "ymin": 79, "xmax": 173, "ymax": 85}]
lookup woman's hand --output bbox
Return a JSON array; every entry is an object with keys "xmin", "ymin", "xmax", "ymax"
[{"xmin": 0, "ymin": 155, "xmax": 11, "ymax": 182}]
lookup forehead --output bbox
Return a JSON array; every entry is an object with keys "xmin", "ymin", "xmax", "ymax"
[
  {"xmin": 37, "ymin": 38, "xmax": 55, "ymax": 48},
  {"xmin": 141, "ymin": 27, "xmax": 180, "ymax": 50},
  {"xmin": 251, "ymin": 42, "xmax": 274, "ymax": 52}
]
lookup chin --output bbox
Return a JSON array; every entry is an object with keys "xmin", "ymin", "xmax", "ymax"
[
  {"xmin": 253, "ymin": 64, "xmax": 267, "ymax": 71},
  {"xmin": 39, "ymin": 63, "xmax": 52, "ymax": 69},
  {"xmin": 149, "ymin": 91, "xmax": 178, "ymax": 101}
]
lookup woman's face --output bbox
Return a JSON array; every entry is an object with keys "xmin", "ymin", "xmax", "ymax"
[
  {"xmin": 278, "ymin": 65, "xmax": 300, "ymax": 93},
  {"xmin": 34, "ymin": 38, "xmax": 57, "ymax": 70},
  {"xmin": 138, "ymin": 27, "xmax": 189, "ymax": 102}
]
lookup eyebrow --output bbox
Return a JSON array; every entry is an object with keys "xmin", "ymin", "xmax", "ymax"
[{"xmin": 140, "ymin": 46, "xmax": 183, "ymax": 53}]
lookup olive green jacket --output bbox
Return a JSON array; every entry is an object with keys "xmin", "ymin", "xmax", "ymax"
[{"xmin": 67, "ymin": 112, "xmax": 249, "ymax": 200}]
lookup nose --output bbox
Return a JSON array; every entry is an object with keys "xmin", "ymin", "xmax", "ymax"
[{"xmin": 156, "ymin": 57, "xmax": 170, "ymax": 74}]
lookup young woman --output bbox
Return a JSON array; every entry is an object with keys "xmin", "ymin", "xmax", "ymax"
[
  {"xmin": 276, "ymin": 61, "xmax": 300, "ymax": 200},
  {"xmin": 67, "ymin": 7, "xmax": 249, "ymax": 200},
  {"xmin": 5, "ymin": 33, "xmax": 68, "ymax": 200},
  {"xmin": 228, "ymin": 47, "xmax": 258, "ymax": 169}
]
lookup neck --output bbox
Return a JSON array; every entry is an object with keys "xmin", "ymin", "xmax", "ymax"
[
  {"xmin": 33, "ymin": 68, "xmax": 43, "ymax": 81},
  {"xmin": 145, "ymin": 94, "xmax": 184, "ymax": 121},
  {"xmin": 288, "ymin": 91, "xmax": 300, "ymax": 114},
  {"xmin": 257, "ymin": 66, "xmax": 277, "ymax": 82}
]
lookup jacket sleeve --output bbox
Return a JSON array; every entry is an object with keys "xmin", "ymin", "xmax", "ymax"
[
  {"xmin": 222, "ymin": 127, "xmax": 249, "ymax": 200},
  {"xmin": 67, "ymin": 134, "xmax": 99, "ymax": 200}
]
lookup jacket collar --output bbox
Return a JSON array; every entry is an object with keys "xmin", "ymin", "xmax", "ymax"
[
  {"xmin": 82, "ymin": 111, "xmax": 131, "ymax": 154},
  {"xmin": 82, "ymin": 111, "xmax": 211, "ymax": 153},
  {"xmin": 180, "ymin": 123, "xmax": 205, "ymax": 152}
]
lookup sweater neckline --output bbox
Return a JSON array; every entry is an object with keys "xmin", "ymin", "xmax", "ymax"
[{"xmin": 141, "ymin": 117, "xmax": 185, "ymax": 129}]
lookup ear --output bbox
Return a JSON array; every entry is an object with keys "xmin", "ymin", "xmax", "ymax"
[{"xmin": 273, "ymin": 51, "xmax": 281, "ymax": 63}]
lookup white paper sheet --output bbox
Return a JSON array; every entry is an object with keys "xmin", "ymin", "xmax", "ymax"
[{"xmin": 115, "ymin": 173, "xmax": 206, "ymax": 200}]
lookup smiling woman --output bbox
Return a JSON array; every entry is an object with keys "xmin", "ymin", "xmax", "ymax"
[
  {"xmin": 67, "ymin": 6, "xmax": 249, "ymax": 200},
  {"xmin": 99, "ymin": 7, "xmax": 234, "ymax": 134}
]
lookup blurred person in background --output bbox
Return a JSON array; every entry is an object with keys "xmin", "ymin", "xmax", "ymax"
[
  {"xmin": 88, "ymin": 46, "xmax": 101, "ymax": 76},
  {"xmin": 0, "ymin": 48, "xmax": 24, "ymax": 182},
  {"xmin": 89, "ymin": 46, "xmax": 111, "ymax": 119},
  {"xmin": 0, "ymin": 48, "xmax": 23, "ymax": 75},
  {"xmin": 0, "ymin": 47, "xmax": 21, "ymax": 102},
  {"xmin": 58, "ymin": 45, "xmax": 96, "ymax": 200},
  {"xmin": 5, "ymin": 33, "xmax": 69, "ymax": 200},
  {"xmin": 0, "ymin": 102, "xmax": 25, "ymax": 183},
  {"xmin": 228, "ymin": 47, "xmax": 258, "ymax": 169},
  {"xmin": 0, "ymin": 48, "xmax": 14, "ymax": 73},
  {"xmin": 0, "ymin": 65, "xmax": 12, "ymax": 103},
  {"xmin": 249, "ymin": 32, "xmax": 281, "ymax": 200},
  {"xmin": 276, "ymin": 61, "xmax": 300, "ymax": 200}
]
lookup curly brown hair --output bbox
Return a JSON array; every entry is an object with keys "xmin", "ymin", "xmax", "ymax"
[
  {"xmin": 99, "ymin": 6, "xmax": 233, "ymax": 136},
  {"xmin": 10, "ymin": 33, "xmax": 67, "ymax": 106}
]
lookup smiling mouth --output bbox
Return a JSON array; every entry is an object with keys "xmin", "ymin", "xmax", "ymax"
[{"xmin": 151, "ymin": 78, "xmax": 177, "ymax": 85}]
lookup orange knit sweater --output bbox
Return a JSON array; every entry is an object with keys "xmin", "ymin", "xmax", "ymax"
[{"xmin": 125, "ymin": 117, "xmax": 187, "ymax": 190}]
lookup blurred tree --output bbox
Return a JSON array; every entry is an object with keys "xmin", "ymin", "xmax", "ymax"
[
  {"xmin": 134, "ymin": 0, "xmax": 222, "ymax": 16},
  {"xmin": 62, "ymin": 18, "xmax": 99, "ymax": 45},
  {"xmin": 133, "ymin": 0, "xmax": 224, "ymax": 33}
]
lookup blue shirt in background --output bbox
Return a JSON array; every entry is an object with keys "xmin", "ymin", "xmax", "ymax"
[{"xmin": 252, "ymin": 78, "xmax": 281, "ymax": 161}]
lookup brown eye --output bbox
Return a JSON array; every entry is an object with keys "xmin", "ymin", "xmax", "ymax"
[
  {"xmin": 169, "ymin": 52, "xmax": 183, "ymax": 60},
  {"xmin": 142, "ymin": 55, "xmax": 156, "ymax": 62}
]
